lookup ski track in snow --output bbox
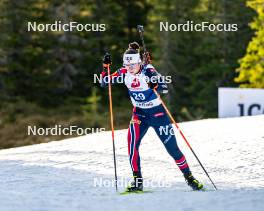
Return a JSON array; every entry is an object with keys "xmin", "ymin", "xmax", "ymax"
[{"xmin": 0, "ymin": 115, "xmax": 264, "ymax": 211}]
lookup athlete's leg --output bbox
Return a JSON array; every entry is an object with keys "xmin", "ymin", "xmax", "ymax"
[
  {"xmin": 151, "ymin": 111, "xmax": 191, "ymax": 174},
  {"xmin": 126, "ymin": 113, "xmax": 149, "ymax": 191},
  {"xmin": 150, "ymin": 108, "xmax": 204, "ymax": 190},
  {"xmin": 127, "ymin": 113, "xmax": 149, "ymax": 176}
]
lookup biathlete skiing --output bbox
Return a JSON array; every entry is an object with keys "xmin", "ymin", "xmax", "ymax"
[{"xmin": 100, "ymin": 41, "xmax": 204, "ymax": 192}]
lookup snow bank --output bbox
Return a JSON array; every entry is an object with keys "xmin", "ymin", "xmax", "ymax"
[{"xmin": 0, "ymin": 115, "xmax": 263, "ymax": 211}]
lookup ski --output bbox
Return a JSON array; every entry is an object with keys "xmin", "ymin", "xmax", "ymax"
[
  {"xmin": 184, "ymin": 187, "xmax": 214, "ymax": 192},
  {"xmin": 119, "ymin": 190, "xmax": 153, "ymax": 195}
]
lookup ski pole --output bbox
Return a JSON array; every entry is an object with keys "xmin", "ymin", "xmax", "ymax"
[
  {"xmin": 137, "ymin": 25, "xmax": 217, "ymax": 191},
  {"xmin": 106, "ymin": 63, "xmax": 118, "ymax": 191},
  {"xmin": 153, "ymin": 89, "xmax": 217, "ymax": 190}
]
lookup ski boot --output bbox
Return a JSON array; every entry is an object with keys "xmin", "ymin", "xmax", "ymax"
[
  {"xmin": 184, "ymin": 172, "xmax": 204, "ymax": 191},
  {"xmin": 126, "ymin": 171, "xmax": 143, "ymax": 192}
]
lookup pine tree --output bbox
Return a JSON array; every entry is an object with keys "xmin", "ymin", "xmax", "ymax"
[
  {"xmin": 150, "ymin": 0, "xmax": 254, "ymax": 119},
  {"xmin": 0, "ymin": 0, "xmax": 7, "ymax": 97},
  {"xmin": 235, "ymin": 0, "xmax": 264, "ymax": 88}
]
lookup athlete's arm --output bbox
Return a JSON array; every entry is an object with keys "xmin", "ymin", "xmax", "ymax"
[
  {"xmin": 100, "ymin": 53, "xmax": 126, "ymax": 87},
  {"xmin": 145, "ymin": 64, "xmax": 168, "ymax": 94}
]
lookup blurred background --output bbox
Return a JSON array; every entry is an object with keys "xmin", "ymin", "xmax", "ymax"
[{"xmin": 0, "ymin": 0, "xmax": 263, "ymax": 149}]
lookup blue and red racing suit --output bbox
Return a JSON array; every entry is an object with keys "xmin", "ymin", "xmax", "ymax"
[{"xmin": 101, "ymin": 64, "xmax": 191, "ymax": 176}]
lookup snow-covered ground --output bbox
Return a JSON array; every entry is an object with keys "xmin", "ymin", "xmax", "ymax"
[{"xmin": 0, "ymin": 115, "xmax": 264, "ymax": 211}]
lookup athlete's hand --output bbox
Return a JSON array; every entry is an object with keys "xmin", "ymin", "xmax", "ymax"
[
  {"xmin": 149, "ymin": 83, "xmax": 168, "ymax": 94},
  {"xmin": 103, "ymin": 53, "xmax": 111, "ymax": 69},
  {"xmin": 148, "ymin": 82, "xmax": 158, "ymax": 90}
]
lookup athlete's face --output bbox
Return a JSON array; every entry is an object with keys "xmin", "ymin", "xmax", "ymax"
[{"xmin": 125, "ymin": 63, "xmax": 141, "ymax": 75}]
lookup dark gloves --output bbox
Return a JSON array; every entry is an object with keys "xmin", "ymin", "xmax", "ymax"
[
  {"xmin": 149, "ymin": 82, "xmax": 168, "ymax": 94},
  {"xmin": 148, "ymin": 82, "xmax": 158, "ymax": 90},
  {"xmin": 103, "ymin": 53, "xmax": 111, "ymax": 69}
]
